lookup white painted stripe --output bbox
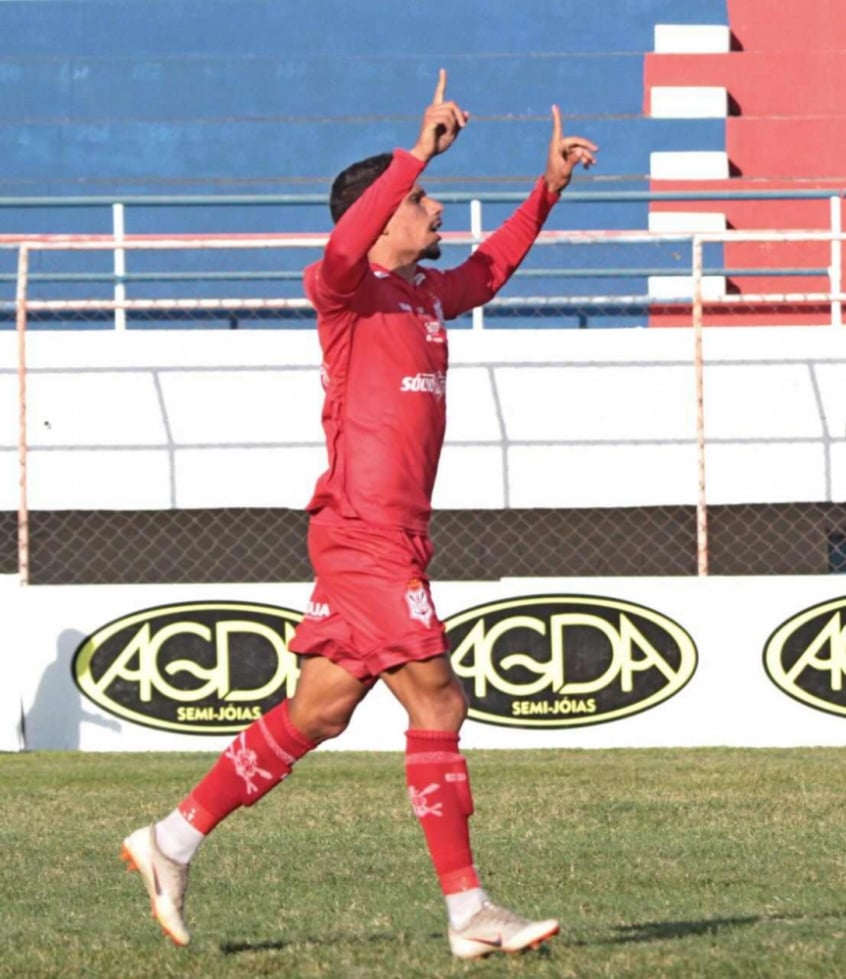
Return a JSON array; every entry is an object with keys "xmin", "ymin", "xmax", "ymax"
[
  {"xmin": 651, "ymin": 86, "xmax": 728, "ymax": 118},
  {"xmin": 654, "ymin": 24, "xmax": 731, "ymax": 53},
  {"xmin": 650, "ymin": 151, "xmax": 729, "ymax": 180},
  {"xmin": 648, "ymin": 212, "xmax": 727, "ymax": 232},
  {"xmin": 648, "ymin": 275, "xmax": 726, "ymax": 299}
]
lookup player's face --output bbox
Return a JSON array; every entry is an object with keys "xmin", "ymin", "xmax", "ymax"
[{"xmin": 385, "ymin": 184, "xmax": 444, "ymax": 262}]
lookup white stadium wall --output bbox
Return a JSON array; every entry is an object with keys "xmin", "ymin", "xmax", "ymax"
[
  {"xmin": 1, "ymin": 574, "xmax": 24, "ymax": 750},
  {"xmin": 3, "ymin": 325, "xmax": 846, "ymax": 752},
  {"xmin": 3, "ymin": 325, "xmax": 846, "ymax": 511}
]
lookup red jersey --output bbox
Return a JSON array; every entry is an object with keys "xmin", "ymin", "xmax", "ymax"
[{"xmin": 304, "ymin": 148, "xmax": 559, "ymax": 533}]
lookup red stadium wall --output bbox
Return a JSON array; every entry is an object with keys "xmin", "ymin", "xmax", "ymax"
[{"xmin": 645, "ymin": 0, "xmax": 846, "ymax": 325}]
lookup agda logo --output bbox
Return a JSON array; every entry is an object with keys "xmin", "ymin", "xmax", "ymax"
[
  {"xmin": 763, "ymin": 596, "xmax": 846, "ymax": 716},
  {"xmin": 72, "ymin": 602, "xmax": 302, "ymax": 734},
  {"xmin": 445, "ymin": 594, "xmax": 697, "ymax": 728}
]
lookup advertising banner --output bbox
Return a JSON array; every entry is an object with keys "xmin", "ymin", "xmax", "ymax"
[{"xmin": 10, "ymin": 575, "xmax": 846, "ymax": 753}]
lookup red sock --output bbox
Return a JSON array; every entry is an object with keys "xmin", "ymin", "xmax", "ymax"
[
  {"xmin": 405, "ymin": 729, "xmax": 481, "ymax": 895},
  {"xmin": 178, "ymin": 699, "xmax": 315, "ymax": 834}
]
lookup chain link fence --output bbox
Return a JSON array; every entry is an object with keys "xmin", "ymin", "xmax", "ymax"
[{"xmin": 3, "ymin": 503, "xmax": 845, "ymax": 584}]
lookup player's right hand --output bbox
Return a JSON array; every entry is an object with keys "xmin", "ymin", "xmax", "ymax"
[
  {"xmin": 543, "ymin": 104, "xmax": 598, "ymax": 194},
  {"xmin": 410, "ymin": 69, "xmax": 469, "ymax": 163}
]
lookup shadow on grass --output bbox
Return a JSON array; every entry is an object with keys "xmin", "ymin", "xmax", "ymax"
[
  {"xmin": 221, "ymin": 911, "xmax": 846, "ymax": 956},
  {"xmin": 580, "ymin": 910, "xmax": 846, "ymax": 947},
  {"xmin": 221, "ymin": 932, "xmax": 396, "ymax": 955},
  {"xmin": 221, "ymin": 939, "xmax": 290, "ymax": 955},
  {"xmin": 222, "ymin": 931, "xmax": 557, "ymax": 958},
  {"xmin": 610, "ymin": 916, "xmax": 760, "ymax": 944}
]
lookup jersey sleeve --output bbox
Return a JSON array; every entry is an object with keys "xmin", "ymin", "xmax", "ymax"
[
  {"xmin": 309, "ymin": 149, "xmax": 426, "ymax": 307},
  {"xmin": 433, "ymin": 177, "xmax": 560, "ymax": 320}
]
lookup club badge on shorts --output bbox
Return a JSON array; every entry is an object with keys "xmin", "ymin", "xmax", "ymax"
[{"xmin": 406, "ymin": 578, "xmax": 434, "ymax": 628}]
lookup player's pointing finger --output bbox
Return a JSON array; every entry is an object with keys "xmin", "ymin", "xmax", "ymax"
[
  {"xmin": 551, "ymin": 104, "xmax": 563, "ymax": 143},
  {"xmin": 433, "ymin": 68, "xmax": 447, "ymax": 105}
]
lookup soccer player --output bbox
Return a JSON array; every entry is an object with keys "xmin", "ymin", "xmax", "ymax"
[{"xmin": 122, "ymin": 70, "xmax": 597, "ymax": 960}]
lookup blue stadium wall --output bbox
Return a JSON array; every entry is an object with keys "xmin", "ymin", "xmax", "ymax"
[{"xmin": 0, "ymin": 0, "xmax": 730, "ymax": 327}]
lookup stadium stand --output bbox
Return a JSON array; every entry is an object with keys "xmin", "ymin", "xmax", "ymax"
[
  {"xmin": 4, "ymin": 0, "xmax": 846, "ymax": 584},
  {"xmin": 0, "ymin": 0, "xmax": 735, "ymax": 329},
  {"xmin": 2, "ymin": 0, "xmax": 842, "ymax": 329},
  {"xmin": 0, "ymin": 0, "xmax": 727, "ymax": 195}
]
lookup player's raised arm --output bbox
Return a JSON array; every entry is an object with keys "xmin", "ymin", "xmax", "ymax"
[
  {"xmin": 409, "ymin": 69, "xmax": 469, "ymax": 164},
  {"xmin": 544, "ymin": 104, "xmax": 598, "ymax": 195}
]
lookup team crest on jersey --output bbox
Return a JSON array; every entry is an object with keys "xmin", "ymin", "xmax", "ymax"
[
  {"xmin": 424, "ymin": 320, "xmax": 445, "ymax": 343},
  {"xmin": 405, "ymin": 577, "xmax": 434, "ymax": 627},
  {"xmin": 424, "ymin": 299, "xmax": 446, "ymax": 343}
]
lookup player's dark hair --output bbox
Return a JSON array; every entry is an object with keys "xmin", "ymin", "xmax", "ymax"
[{"xmin": 329, "ymin": 152, "xmax": 394, "ymax": 223}]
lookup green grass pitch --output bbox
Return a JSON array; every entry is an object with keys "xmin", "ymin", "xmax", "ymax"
[{"xmin": 2, "ymin": 747, "xmax": 846, "ymax": 978}]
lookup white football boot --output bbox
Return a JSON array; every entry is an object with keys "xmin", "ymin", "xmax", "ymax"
[
  {"xmin": 448, "ymin": 900, "xmax": 560, "ymax": 959},
  {"xmin": 121, "ymin": 825, "xmax": 191, "ymax": 946}
]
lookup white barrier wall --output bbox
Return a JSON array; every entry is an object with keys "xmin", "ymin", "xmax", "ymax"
[
  {"xmin": 2, "ymin": 326, "xmax": 846, "ymax": 511},
  {"xmin": 0, "ymin": 574, "xmax": 24, "ymax": 750},
  {"xmin": 10, "ymin": 575, "xmax": 846, "ymax": 752}
]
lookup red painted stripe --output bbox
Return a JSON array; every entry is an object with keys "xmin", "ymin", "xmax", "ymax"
[
  {"xmin": 647, "ymin": 2, "xmax": 846, "ymax": 326},
  {"xmin": 645, "ymin": 52, "xmax": 846, "ymax": 117}
]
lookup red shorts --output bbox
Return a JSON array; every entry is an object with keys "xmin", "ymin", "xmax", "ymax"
[{"xmin": 288, "ymin": 519, "xmax": 448, "ymax": 682}]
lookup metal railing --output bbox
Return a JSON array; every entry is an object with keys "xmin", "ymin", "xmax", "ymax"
[{"xmin": 1, "ymin": 186, "xmax": 844, "ymax": 330}]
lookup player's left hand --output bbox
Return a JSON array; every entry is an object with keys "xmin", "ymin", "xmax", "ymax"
[{"xmin": 544, "ymin": 105, "xmax": 598, "ymax": 194}]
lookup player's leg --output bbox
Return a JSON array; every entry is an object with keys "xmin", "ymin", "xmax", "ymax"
[
  {"xmin": 122, "ymin": 655, "xmax": 368, "ymax": 946},
  {"xmin": 168, "ymin": 654, "xmax": 367, "ymax": 837},
  {"xmin": 380, "ymin": 654, "xmax": 479, "ymax": 892},
  {"xmin": 381, "ymin": 655, "xmax": 560, "ymax": 959}
]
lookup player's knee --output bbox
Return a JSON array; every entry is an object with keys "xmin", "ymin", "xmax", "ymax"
[
  {"xmin": 297, "ymin": 695, "xmax": 358, "ymax": 743},
  {"xmin": 315, "ymin": 710, "xmax": 352, "ymax": 741},
  {"xmin": 443, "ymin": 681, "xmax": 469, "ymax": 727},
  {"xmin": 413, "ymin": 679, "xmax": 467, "ymax": 732}
]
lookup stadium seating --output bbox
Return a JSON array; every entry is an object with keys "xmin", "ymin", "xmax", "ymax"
[
  {"xmin": 6, "ymin": 1, "xmax": 839, "ymax": 328},
  {"xmin": 0, "ymin": 1, "xmax": 726, "ymax": 192}
]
